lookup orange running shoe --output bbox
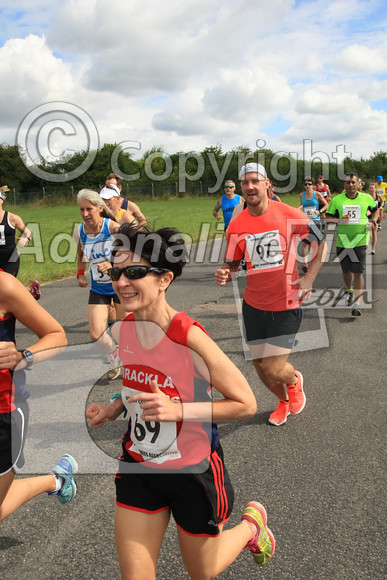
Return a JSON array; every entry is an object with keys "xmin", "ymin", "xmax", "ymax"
[
  {"xmin": 287, "ymin": 370, "xmax": 305, "ymax": 414},
  {"xmin": 268, "ymin": 400, "xmax": 289, "ymax": 426}
]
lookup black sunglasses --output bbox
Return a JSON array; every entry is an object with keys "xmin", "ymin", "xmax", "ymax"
[
  {"xmin": 304, "ymin": 182, "xmax": 313, "ymax": 186},
  {"xmin": 108, "ymin": 265, "xmax": 171, "ymax": 281},
  {"xmin": 224, "ymin": 185, "xmax": 235, "ymax": 189}
]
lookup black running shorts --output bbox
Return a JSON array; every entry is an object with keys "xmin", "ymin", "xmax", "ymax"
[
  {"xmin": 0, "ymin": 401, "xmax": 29, "ymax": 476},
  {"xmin": 336, "ymin": 245, "xmax": 367, "ymax": 274},
  {"xmin": 88, "ymin": 290, "xmax": 120, "ymax": 305},
  {"xmin": 242, "ymin": 300, "xmax": 303, "ymax": 350},
  {"xmin": 115, "ymin": 445, "xmax": 234, "ymax": 536}
]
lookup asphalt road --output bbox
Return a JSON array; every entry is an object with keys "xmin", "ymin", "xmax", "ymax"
[{"xmin": 0, "ymin": 231, "xmax": 385, "ymax": 579}]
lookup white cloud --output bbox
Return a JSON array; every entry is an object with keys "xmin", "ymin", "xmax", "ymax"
[
  {"xmin": 0, "ymin": 0, "xmax": 385, "ymax": 162},
  {"xmin": 0, "ymin": 35, "xmax": 74, "ymax": 125},
  {"xmin": 335, "ymin": 44, "xmax": 387, "ymax": 74}
]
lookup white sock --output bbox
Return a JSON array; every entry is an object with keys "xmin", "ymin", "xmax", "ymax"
[{"xmin": 54, "ymin": 474, "xmax": 64, "ymax": 492}]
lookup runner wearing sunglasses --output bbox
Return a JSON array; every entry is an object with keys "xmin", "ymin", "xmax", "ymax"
[
  {"xmin": 213, "ymin": 180, "xmax": 243, "ymax": 231},
  {"xmin": 86, "ymin": 224, "xmax": 276, "ymax": 579},
  {"xmin": 74, "ymin": 189, "xmax": 124, "ymax": 379},
  {"xmin": 298, "ymin": 177, "xmax": 328, "ymax": 273}
]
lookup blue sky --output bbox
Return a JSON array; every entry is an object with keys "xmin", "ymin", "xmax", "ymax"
[{"xmin": 0, "ymin": 0, "xmax": 386, "ymax": 164}]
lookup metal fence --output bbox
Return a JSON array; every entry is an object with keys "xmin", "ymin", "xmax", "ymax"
[{"xmin": 9, "ymin": 182, "xmax": 223, "ymax": 205}]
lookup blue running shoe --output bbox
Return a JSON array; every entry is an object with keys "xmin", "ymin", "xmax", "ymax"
[{"xmin": 49, "ymin": 454, "xmax": 78, "ymax": 504}]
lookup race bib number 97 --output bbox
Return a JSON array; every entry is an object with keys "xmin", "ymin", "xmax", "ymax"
[{"xmin": 245, "ymin": 230, "xmax": 284, "ymax": 270}]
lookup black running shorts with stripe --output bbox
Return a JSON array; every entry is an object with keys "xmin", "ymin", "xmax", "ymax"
[{"xmin": 115, "ymin": 444, "xmax": 234, "ymax": 536}]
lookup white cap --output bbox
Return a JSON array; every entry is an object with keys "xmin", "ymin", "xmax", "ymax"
[
  {"xmin": 238, "ymin": 162, "xmax": 267, "ymax": 180},
  {"xmin": 100, "ymin": 184, "xmax": 120, "ymax": 199}
]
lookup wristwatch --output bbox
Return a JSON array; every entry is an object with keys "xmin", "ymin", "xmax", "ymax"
[{"xmin": 22, "ymin": 350, "xmax": 34, "ymax": 368}]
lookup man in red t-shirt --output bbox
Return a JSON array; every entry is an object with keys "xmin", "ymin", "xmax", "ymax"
[{"xmin": 215, "ymin": 163, "xmax": 326, "ymax": 426}]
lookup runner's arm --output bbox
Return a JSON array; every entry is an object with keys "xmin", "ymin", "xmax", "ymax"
[
  {"xmin": 316, "ymin": 193, "xmax": 328, "ymax": 213},
  {"xmin": 126, "ymin": 201, "xmax": 147, "ymax": 228},
  {"xmin": 0, "ymin": 273, "xmax": 66, "ymax": 370},
  {"xmin": 213, "ymin": 198, "xmax": 222, "ymax": 221},
  {"xmin": 294, "ymin": 227, "xmax": 327, "ymax": 300},
  {"xmin": 75, "ymin": 239, "xmax": 88, "ymax": 287},
  {"xmin": 8, "ymin": 213, "xmax": 32, "ymax": 247},
  {"xmin": 118, "ymin": 210, "xmax": 136, "ymax": 224}
]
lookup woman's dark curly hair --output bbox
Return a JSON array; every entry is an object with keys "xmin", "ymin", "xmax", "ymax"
[{"xmin": 111, "ymin": 223, "xmax": 188, "ymax": 280}]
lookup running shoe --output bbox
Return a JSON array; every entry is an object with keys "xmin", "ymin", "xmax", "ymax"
[
  {"xmin": 371, "ymin": 250, "xmax": 375, "ymax": 255},
  {"xmin": 301, "ymin": 264, "xmax": 308, "ymax": 274},
  {"xmin": 268, "ymin": 400, "xmax": 289, "ymax": 426},
  {"xmin": 49, "ymin": 454, "xmax": 78, "ymax": 504},
  {"xmin": 378, "ymin": 225, "xmax": 382, "ymax": 230},
  {"xmin": 345, "ymin": 288, "xmax": 354, "ymax": 306},
  {"xmin": 107, "ymin": 364, "xmax": 121, "ymax": 380},
  {"xmin": 351, "ymin": 303, "xmax": 361, "ymax": 317},
  {"xmin": 287, "ymin": 370, "xmax": 306, "ymax": 415},
  {"xmin": 29, "ymin": 280, "xmax": 41, "ymax": 300},
  {"xmin": 241, "ymin": 502, "xmax": 276, "ymax": 566},
  {"xmin": 107, "ymin": 349, "xmax": 121, "ymax": 380}
]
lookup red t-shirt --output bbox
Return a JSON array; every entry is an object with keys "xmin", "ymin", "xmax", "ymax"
[{"xmin": 226, "ymin": 200, "xmax": 310, "ymax": 311}]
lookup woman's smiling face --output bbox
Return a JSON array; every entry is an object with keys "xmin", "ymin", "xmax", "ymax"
[{"xmin": 112, "ymin": 250, "xmax": 172, "ymax": 314}]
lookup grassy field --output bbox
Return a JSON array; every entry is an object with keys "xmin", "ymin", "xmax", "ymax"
[{"xmin": 8, "ymin": 194, "xmax": 300, "ymax": 285}]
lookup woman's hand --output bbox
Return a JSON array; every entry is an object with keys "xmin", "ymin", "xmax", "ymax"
[
  {"xmin": 77, "ymin": 274, "xmax": 88, "ymax": 288},
  {"xmin": 128, "ymin": 380, "xmax": 182, "ymax": 422},
  {"xmin": 86, "ymin": 401, "xmax": 122, "ymax": 428},
  {"xmin": 0, "ymin": 341, "xmax": 22, "ymax": 370},
  {"xmin": 16, "ymin": 236, "xmax": 30, "ymax": 248},
  {"xmin": 97, "ymin": 261, "xmax": 111, "ymax": 276}
]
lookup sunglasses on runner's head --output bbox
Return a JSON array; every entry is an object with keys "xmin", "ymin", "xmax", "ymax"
[
  {"xmin": 224, "ymin": 185, "xmax": 234, "ymax": 189},
  {"xmin": 108, "ymin": 265, "xmax": 171, "ymax": 281}
]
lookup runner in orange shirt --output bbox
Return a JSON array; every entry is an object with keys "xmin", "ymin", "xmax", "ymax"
[{"xmin": 215, "ymin": 163, "xmax": 327, "ymax": 426}]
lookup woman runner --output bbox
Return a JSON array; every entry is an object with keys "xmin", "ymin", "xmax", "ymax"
[
  {"xmin": 86, "ymin": 224, "xmax": 276, "ymax": 579},
  {"xmin": 0, "ymin": 270, "xmax": 77, "ymax": 522},
  {"xmin": 0, "ymin": 185, "xmax": 40, "ymax": 299},
  {"xmin": 75, "ymin": 189, "xmax": 124, "ymax": 379}
]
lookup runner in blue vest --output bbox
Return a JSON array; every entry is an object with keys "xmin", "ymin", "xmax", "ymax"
[
  {"xmin": 298, "ymin": 177, "xmax": 328, "ymax": 273},
  {"xmin": 213, "ymin": 180, "xmax": 243, "ymax": 231}
]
